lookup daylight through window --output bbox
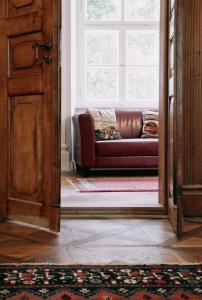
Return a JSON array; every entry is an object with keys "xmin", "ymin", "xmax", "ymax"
[{"xmin": 77, "ymin": 0, "xmax": 160, "ymax": 108}]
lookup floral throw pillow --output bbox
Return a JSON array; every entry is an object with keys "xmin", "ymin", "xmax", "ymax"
[
  {"xmin": 142, "ymin": 111, "xmax": 159, "ymax": 138},
  {"xmin": 87, "ymin": 108, "xmax": 122, "ymax": 140}
]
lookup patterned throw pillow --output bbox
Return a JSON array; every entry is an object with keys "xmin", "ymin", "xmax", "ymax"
[
  {"xmin": 87, "ymin": 108, "xmax": 122, "ymax": 140},
  {"xmin": 142, "ymin": 111, "xmax": 159, "ymax": 138}
]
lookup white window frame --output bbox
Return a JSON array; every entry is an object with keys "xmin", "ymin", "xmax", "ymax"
[{"xmin": 76, "ymin": 0, "xmax": 160, "ymax": 109}]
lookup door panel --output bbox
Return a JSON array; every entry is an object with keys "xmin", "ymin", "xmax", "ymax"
[
  {"xmin": 10, "ymin": 96, "xmax": 42, "ymax": 201},
  {"xmin": 0, "ymin": 0, "xmax": 61, "ymax": 231},
  {"xmin": 9, "ymin": 33, "xmax": 43, "ymax": 76},
  {"xmin": 167, "ymin": 0, "xmax": 183, "ymax": 236},
  {"xmin": 8, "ymin": 0, "xmax": 42, "ymax": 18}
]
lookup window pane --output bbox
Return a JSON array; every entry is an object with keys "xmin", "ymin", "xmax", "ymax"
[
  {"xmin": 85, "ymin": 67, "xmax": 118, "ymax": 101},
  {"xmin": 126, "ymin": 67, "xmax": 158, "ymax": 105},
  {"xmin": 124, "ymin": 0, "xmax": 160, "ymax": 22},
  {"xmin": 126, "ymin": 30, "xmax": 159, "ymax": 65},
  {"xmin": 85, "ymin": 0, "xmax": 121, "ymax": 21},
  {"xmin": 86, "ymin": 30, "xmax": 119, "ymax": 65}
]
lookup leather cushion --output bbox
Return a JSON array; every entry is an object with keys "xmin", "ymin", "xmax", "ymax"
[
  {"xmin": 116, "ymin": 110, "xmax": 143, "ymax": 139},
  {"xmin": 96, "ymin": 138, "xmax": 159, "ymax": 156}
]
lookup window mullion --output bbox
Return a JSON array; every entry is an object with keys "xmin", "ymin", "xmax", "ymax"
[
  {"xmin": 121, "ymin": 0, "xmax": 124, "ymax": 22},
  {"xmin": 122, "ymin": 27, "xmax": 126, "ymax": 106},
  {"xmin": 119, "ymin": 27, "xmax": 125, "ymax": 106},
  {"xmin": 79, "ymin": 27, "xmax": 85, "ymax": 106}
]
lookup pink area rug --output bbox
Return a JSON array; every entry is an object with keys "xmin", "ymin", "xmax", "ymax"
[{"xmin": 69, "ymin": 177, "xmax": 159, "ymax": 192}]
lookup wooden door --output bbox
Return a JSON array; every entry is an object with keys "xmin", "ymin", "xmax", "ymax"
[
  {"xmin": 0, "ymin": 0, "xmax": 61, "ymax": 231},
  {"xmin": 167, "ymin": 0, "xmax": 183, "ymax": 236}
]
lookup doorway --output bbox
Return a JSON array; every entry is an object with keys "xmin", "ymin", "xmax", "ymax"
[
  {"xmin": 60, "ymin": 0, "xmax": 167, "ymax": 217},
  {"xmin": 0, "ymin": 0, "xmax": 183, "ymax": 236}
]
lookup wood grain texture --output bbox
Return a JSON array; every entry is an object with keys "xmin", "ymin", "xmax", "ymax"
[
  {"xmin": 8, "ymin": 76, "xmax": 43, "ymax": 96},
  {"xmin": 11, "ymin": 0, "xmax": 33, "ymax": 9},
  {"xmin": 8, "ymin": 0, "xmax": 42, "ymax": 18},
  {"xmin": 0, "ymin": 2, "xmax": 9, "ymax": 217},
  {"xmin": 179, "ymin": 0, "xmax": 202, "ymax": 216},
  {"xmin": 0, "ymin": 0, "xmax": 61, "ymax": 231},
  {"xmin": 159, "ymin": 0, "xmax": 168, "ymax": 208},
  {"xmin": 9, "ymin": 32, "xmax": 43, "ymax": 77},
  {"xmin": 0, "ymin": 219, "xmax": 202, "ymax": 264},
  {"xmin": 183, "ymin": 0, "xmax": 202, "ymax": 185},
  {"xmin": 167, "ymin": 0, "xmax": 183, "ymax": 236},
  {"xmin": 10, "ymin": 96, "xmax": 42, "ymax": 201}
]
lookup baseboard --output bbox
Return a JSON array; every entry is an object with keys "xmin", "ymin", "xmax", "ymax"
[
  {"xmin": 182, "ymin": 187, "xmax": 202, "ymax": 216},
  {"xmin": 61, "ymin": 149, "xmax": 70, "ymax": 172}
]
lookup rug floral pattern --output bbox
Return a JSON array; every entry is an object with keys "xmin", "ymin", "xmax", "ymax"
[
  {"xmin": 70, "ymin": 177, "xmax": 159, "ymax": 192},
  {"xmin": 0, "ymin": 265, "xmax": 202, "ymax": 299}
]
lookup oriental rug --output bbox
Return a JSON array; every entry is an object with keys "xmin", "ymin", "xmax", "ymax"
[
  {"xmin": 69, "ymin": 177, "xmax": 159, "ymax": 192},
  {"xmin": 0, "ymin": 264, "xmax": 201, "ymax": 299}
]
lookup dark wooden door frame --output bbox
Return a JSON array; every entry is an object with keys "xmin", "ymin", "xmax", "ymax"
[{"xmin": 159, "ymin": 0, "xmax": 169, "ymax": 208}]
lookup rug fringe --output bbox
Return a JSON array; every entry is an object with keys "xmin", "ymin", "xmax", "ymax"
[{"xmin": 0, "ymin": 263, "xmax": 201, "ymax": 266}]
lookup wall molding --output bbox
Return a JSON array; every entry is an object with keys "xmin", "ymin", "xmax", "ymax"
[{"xmin": 61, "ymin": 144, "xmax": 69, "ymax": 171}]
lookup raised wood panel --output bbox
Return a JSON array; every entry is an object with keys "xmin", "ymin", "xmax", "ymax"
[
  {"xmin": 8, "ymin": 75, "xmax": 43, "ymax": 96},
  {"xmin": 7, "ymin": 15, "xmax": 42, "ymax": 36},
  {"xmin": 9, "ymin": 33, "xmax": 43, "ymax": 77},
  {"xmin": 8, "ymin": 199, "xmax": 44, "ymax": 227},
  {"xmin": 8, "ymin": 0, "xmax": 42, "ymax": 18},
  {"xmin": 182, "ymin": 0, "xmax": 202, "ymax": 186},
  {"xmin": 9, "ymin": 95, "xmax": 42, "ymax": 202},
  {"xmin": 182, "ymin": 185, "xmax": 202, "ymax": 216},
  {"xmin": 11, "ymin": 0, "xmax": 33, "ymax": 8},
  {"xmin": 183, "ymin": 193, "xmax": 202, "ymax": 216}
]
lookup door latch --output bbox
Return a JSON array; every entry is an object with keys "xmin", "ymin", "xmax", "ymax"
[
  {"xmin": 32, "ymin": 41, "xmax": 53, "ymax": 51},
  {"xmin": 44, "ymin": 54, "xmax": 53, "ymax": 64},
  {"xmin": 32, "ymin": 41, "xmax": 53, "ymax": 62}
]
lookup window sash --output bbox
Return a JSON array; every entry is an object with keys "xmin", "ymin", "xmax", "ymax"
[
  {"xmin": 77, "ymin": 0, "xmax": 160, "ymax": 108},
  {"xmin": 82, "ymin": 0, "xmax": 160, "ymax": 24}
]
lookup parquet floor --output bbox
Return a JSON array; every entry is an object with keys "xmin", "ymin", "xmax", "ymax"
[{"xmin": 0, "ymin": 219, "xmax": 202, "ymax": 264}]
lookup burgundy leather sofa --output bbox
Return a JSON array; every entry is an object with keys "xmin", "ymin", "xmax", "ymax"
[{"xmin": 73, "ymin": 110, "xmax": 159, "ymax": 176}]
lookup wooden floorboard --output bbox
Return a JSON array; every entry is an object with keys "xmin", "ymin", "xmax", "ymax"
[{"xmin": 0, "ymin": 219, "xmax": 202, "ymax": 264}]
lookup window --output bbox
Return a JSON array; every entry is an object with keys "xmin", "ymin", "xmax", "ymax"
[{"xmin": 77, "ymin": 0, "xmax": 160, "ymax": 108}]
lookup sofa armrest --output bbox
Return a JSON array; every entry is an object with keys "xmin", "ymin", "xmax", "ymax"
[{"xmin": 73, "ymin": 113, "xmax": 96, "ymax": 168}]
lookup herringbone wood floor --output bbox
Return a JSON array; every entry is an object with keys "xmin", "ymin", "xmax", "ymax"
[{"xmin": 0, "ymin": 219, "xmax": 202, "ymax": 264}]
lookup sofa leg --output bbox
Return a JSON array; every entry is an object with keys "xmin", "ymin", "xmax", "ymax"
[
  {"xmin": 82, "ymin": 168, "xmax": 90, "ymax": 178},
  {"xmin": 76, "ymin": 164, "xmax": 82, "ymax": 173}
]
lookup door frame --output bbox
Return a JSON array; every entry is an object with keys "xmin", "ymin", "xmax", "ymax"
[
  {"xmin": 61, "ymin": 0, "xmax": 170, "ymax": 218},
  {"xmin": 0, "ymin": 0, "xmax": 172, "ymax": 223},
  {"xmin": 159, "ymin": 0, "xmax": 168, "ymax": 208}
]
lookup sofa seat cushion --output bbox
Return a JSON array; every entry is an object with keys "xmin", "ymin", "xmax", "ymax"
[{"xmin": 96, "ymin": 138, "xmax": 158, "ymax": 156}]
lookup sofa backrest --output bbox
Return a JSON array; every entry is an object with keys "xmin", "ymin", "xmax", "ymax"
[{"xmin": 115, "ymin": 110, "xmax": 143, "ymax": 139}]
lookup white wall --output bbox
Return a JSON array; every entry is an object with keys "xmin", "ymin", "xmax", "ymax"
[{"xmin": 61, "ymin": 0, "xmax": 75, "ymax": 171}]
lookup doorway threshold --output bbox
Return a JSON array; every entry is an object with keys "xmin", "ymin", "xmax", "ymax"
[{"xmin": 61, "ymin": 206, "xmax": 167, "ymax": 219}]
